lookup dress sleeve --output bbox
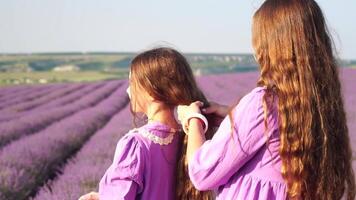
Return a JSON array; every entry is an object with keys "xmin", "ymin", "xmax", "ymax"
[
  {"xmin": 99, "ymin": 132, "xmax": 145, "ymax": 200},
  {"xmin": 188, "ymin": 88, "xmax": 277, "ymax": 191}
]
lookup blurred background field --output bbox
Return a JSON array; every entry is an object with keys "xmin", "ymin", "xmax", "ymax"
[{"xmin": 0, "ymin": 66, "xmax": 355, "ymax": 200}]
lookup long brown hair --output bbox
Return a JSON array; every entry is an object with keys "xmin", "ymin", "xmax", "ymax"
[
  {"xmin": 130, "ymin": 47, "xmax": 214, "ymax": 199},
  {"xmin": 252, "ymin": 0, "xmax": 355, "ymax": 199}
]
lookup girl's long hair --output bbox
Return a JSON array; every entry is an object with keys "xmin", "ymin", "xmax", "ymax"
[
  {"xmin": 252, "ymin": 0, "xmax": 355, "ymax": 199},
  {"xmin": 130, "ymin": 47, "xmax": 214, "ymax": 200}
]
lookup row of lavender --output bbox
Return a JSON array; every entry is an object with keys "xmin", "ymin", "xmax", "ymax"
[
  {"xmin": 0, "ymin": 83, "xmax": 85, "ymax": 120},
  {"xmin": 0, "ymin": 82, "xmax": 99, "ymax": 122},
  {"xmin": 0, "ymin": 83, "xmax": 59, "ymax": 109},
  {"xmin": 0, "ymin": 81, "xmax": 117, "ymax": 148},
  {"xmin": 32, "ymin": 68, "xmax": 356, "ymax": 200},
  {"xmin": 30, "ymin": 72, "xmax": 261, "ymax": 199},
  {"xmin": 339, "ymin": 68, "xmax": 356, "ymax": 177},
  {"xmin": 0, "ymin": 68, "xmax": 354, "ymax": 199},
  {"xmin": 34, "ymin": 105, "xmax": 133, "ymax": 200},
  {"xmin": 0, "ymin": 81, "xmax": 129, "ymax": 199}
]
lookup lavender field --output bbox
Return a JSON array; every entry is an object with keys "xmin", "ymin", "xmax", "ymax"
[{"xmin": 0, "ymin": 68, "xmax": 355, "ymax": 200}]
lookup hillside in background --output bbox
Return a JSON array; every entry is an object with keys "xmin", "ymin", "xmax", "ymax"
[
  {"xmin": 1, "ymin": 52, "xmax": 355, "ymax": 86},
  {"xmin": 0, "ymin": 52, "xmax": 264, "ymax": 86},
  {"xmin": 0, "ymin": 52, "xmax": 258, "ymax": 72}
]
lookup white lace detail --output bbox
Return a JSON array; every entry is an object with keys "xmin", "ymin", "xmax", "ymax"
[{"xmin": 138, "ymin": 128, "xmax": 175, "ymax": 145}]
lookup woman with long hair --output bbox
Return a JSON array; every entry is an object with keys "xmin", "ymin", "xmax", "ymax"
[{"xmin": 177, "ymin": 0, "xmax": 355, "ymax": 199}]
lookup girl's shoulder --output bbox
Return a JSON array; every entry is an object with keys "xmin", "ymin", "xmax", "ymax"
[
  {"xmin": 114, "ymin": 123, "xmax": 180, "ymax": 167},
  {"xmin": 122, "ymin": 126, "xmax": 154, "ymax": 147},
  {"xmin": 104, "ymin": 128, "xmax": 146, "ymax": 190},
  {"xmin": 124, "ymin": 122, "xmax": 179, "ymax": 147},
  {"xmin": 231, "ymin": 86, "xmax": 278, "ymax": 127},
  {"xmin": 236, "ymin": 86, "xmax": 267, "ymax": 110},
  {"xmin": 112, "ymin": 128, "xmax": 148, "ymax": 164},
  {"xmin": 116, "ymin": 127, "xmax": 147, "ymax": 151},
  {"xmin": 116, "ymin": 125, "xmax": 161, "ymax": 154},
  {"xmin": 245, "ymin": 86, "xmax": 266, "ymax": 99}
]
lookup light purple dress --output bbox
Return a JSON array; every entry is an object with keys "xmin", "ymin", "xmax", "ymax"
[
  {"xmin": 188, "ymin": 87, "xmax": 287, "ymax": 199},
  {"xmin": 99, "ymin": 122, "xmax": 180, "ymax": 200}
]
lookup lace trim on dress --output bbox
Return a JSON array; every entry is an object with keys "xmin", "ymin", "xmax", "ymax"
[{"xmin": 139, "ymin": 129, "xmax": 175, "ymax": 145}]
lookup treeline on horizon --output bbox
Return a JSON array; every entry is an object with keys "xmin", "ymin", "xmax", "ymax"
[
  {"xmin": 1, "ymin": 52, "xmax": 354, "ymax": 73},
  {"xmin": 0, "ymin": 52, "xmax": 260, "ymax": 74}
]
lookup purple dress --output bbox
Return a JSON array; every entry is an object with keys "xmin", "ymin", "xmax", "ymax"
[
  {"xmin": 99, "ymin": 122, "xmax": 180, "ymax": 200},
  {"xmin": 188, "ymin": 87, "xmax": 287, "ymax": 199}
]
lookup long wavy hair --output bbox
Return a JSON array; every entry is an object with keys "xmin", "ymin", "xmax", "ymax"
[
  {"xmin": 129, "ymin": 47, "xmax": 214, "ymax": 199},
  {"xmin": 252, "ymin": 0, "xmax": 355, "ymax": 199}
]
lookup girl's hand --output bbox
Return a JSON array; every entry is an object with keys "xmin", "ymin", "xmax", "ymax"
[
  {"xmin": 202, "ymin": 101, "xmax": 229, "ymax": 127},
  {"xmin": 78, "ymin": 191, "xmax": 99, "ymax": 200},
  {"xmin": 177, "ymin": 101, "xmax": 204, "ymax": 123},
  {"xmin": 201, "ymin": 101, "xmax": 229, "ymax": 118}
]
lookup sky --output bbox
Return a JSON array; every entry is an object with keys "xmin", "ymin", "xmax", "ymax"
[{"xmin": 0, "ymin": 0, "xmax": 355, "ymax": 59}]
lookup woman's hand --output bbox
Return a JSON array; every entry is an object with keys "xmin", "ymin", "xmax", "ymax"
[
  {"xmin": 78, "ymin": 191, "xmax": 99, "ymax": 200},
  {"xmin": 202, "ymin": 101, "xmax": 229, "ymax": 126},
  {"xmin": 177, "ymin": 101, "xmax": 207, "ymax": 162},
  {"xmin": 177, "ymin": 101, "xmax": 204, "ymax": 122},
  {"xmin": 177, "ymin": 101, "xmax": 207, "ymax": 134},
  {"xmin": 202, "ymin": 101, "xmax": 229, "ymax": 117}
]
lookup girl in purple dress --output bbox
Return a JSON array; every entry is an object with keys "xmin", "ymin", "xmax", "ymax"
[
  {"xmin": 79, "ymin": 47, "xmax": 215, "ymax": 200},
  {"xmin": 177, "ymin": 0, "xmax": 355, "ymax": 199}
]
